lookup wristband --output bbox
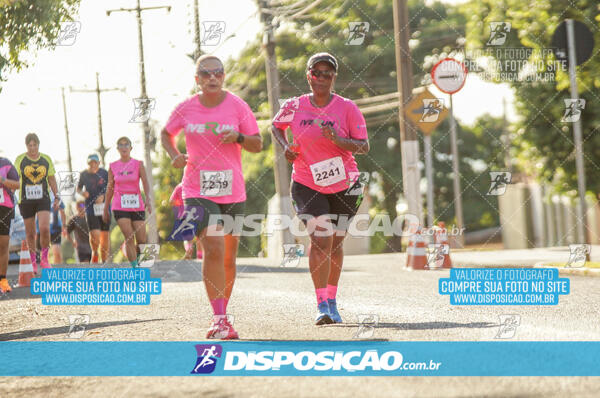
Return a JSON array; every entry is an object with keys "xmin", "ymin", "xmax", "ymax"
[{"xmin": 236, "ymin": 133, "xmax": 245, "ymax": 144}]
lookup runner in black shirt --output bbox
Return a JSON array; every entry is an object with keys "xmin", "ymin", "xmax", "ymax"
[{"xmin": 77, "ymin": 154, "xmax": 110, "ymax": 263}]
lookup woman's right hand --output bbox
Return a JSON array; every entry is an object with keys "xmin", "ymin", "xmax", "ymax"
[
  {"xmin": 284, "ymin": 144, "xmax": 299, "ymax": 163},
  {"xmin": 172, "ymin": 154, "xmax": 188, "ymax": 169}
]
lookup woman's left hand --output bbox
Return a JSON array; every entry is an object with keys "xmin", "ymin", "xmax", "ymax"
[
  {"xmin": 219, "ymin": 130, "xmax": 239, "ymax": 144},
  {"xmin": 145, "ymin": 201, "xmax": 152, "ymax": 214},
  {"xmin": 321, "ymin": 125, "xmax": 339, "ymax": 143}
]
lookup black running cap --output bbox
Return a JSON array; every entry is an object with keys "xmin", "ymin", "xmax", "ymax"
[{"xmin": 307, "ymin": 52, "xmax": 338, "ymax": 71}]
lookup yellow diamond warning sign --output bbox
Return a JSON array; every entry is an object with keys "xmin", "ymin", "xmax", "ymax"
[{"xmin": 404, "ymin": 89, "xmax": 449, "ymax": 135}]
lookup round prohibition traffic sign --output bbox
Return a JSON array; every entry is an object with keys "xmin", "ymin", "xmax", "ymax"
[{"xmin": 431, "ymin": 58, "xmax": 468, "ymax": 94}]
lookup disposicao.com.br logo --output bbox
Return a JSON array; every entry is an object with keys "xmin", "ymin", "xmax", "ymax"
[{"xmin": 191, "ymin": 344, "xmax": 442, "ymax": 375}]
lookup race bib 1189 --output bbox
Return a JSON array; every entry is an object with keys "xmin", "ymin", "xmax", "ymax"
[{"xmin": 121, "ymin": 194, "xmax": 140, "ymax": 209}]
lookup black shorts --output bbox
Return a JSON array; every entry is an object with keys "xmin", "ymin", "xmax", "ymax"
[
  {"xmin": 78, "ymin": 250, "xmax": 91, "ymax": 262},
  {"xmin": 291, "ymin": 180, "xmax": 363, "ymax": 230},
  {"xmin": 183, "ymin": 198, "xmax": 245, "ymax": 234},
  {"xmin": 86, "ymin": 210, "xmax": 111, "ymax": 231},
  {"xmin": 0, "ymin": 206, "xmax": 14, "ymax": 236},
  {"xmin": 19, "ymin": 200, "xmax": 50, "ymax": 219},
  {"xmin": 113, "ymin": 210, "xmax": 145, "ymax": 222},
  {"xmin": 36, "ymin": 232, "xmax": 62, "ymax": 250}
]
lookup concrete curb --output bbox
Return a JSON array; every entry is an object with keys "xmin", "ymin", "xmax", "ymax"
[{"xmin": 533, "ymin": 263, "xmax": 600, "ymax": 277}]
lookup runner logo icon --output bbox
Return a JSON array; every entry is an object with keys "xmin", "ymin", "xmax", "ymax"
[
  {"xmin": 561, "ymin": 99, "xmax": 585, "ymax": 123},
  {"xmin": 191, "ymin": 344, "xmax": 223, "ymax": 374},
  {"xmin": 486, "ymin": 22, "xmax": 511, "ymax": 46},
  {"xmin": 346, "ymin": 22, "xmax": 369, "ymax": 45}
]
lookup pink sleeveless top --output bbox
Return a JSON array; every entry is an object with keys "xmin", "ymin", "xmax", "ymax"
[{"xmin": 110, "ymin": 158, "xmax": 145, "ymax": 212}]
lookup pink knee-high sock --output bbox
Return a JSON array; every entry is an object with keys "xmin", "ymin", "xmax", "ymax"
[
  {"xmin": 316, "ymin": 288, "xmax": 328, "ymax": 304},
  {"xmin": 210, "ymin": 298, "xmax": 226, "ymax": 315},
  {"xmin": 41, "ymin": 247, "xmax": 49, "ymax": 262},
  {"xmin": 327, "ymin": 284, "xmax": 337, "ymax": 300},
  {"xmin": 29, "ymin": 250, "xmax": 37, "ymax": 266}
]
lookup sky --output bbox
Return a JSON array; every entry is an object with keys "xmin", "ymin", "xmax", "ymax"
[{"xmin": 0, "ymin": 0, "xmax": 515, "ymax": 174}]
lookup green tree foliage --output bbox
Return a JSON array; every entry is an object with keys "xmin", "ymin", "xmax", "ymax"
[
  {"xmin": 461, "ymin": 0, "xmax": 600, "ymax": 196},
  {"xmin": 0, "ymin": 0, "xmax": 81, "ymax": 86}
]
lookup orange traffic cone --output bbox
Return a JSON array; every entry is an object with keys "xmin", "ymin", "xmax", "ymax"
[
  {"xmin": 435, "ymin": 222, "xmax": 452, "ymax": 269},
  {"xmin": 406, "ymin": 228, "xmax": 428, "ymax": 270},
  {"xmin": 16, "ymin": 240, "xmax": 35, "ymax": 287}
]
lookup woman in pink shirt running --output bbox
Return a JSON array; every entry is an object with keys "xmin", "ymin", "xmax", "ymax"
[
  {"xmin": 161, "ymin": 55, "xmax": 262, "ymax": 340},
  {"xmin": 272, "ymin": 52, "xmax": 370, "ymax": 325},
  {"xmin": 103, "ymin": 136, "xmax": 152, "ymax": 268}
]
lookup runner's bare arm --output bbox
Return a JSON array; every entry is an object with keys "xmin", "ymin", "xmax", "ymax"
[
  {"xmin": 48, "ymin": 175, "xmax": 60, "ymax": 210},
  {"xmin": 219, "ymin": 130, "xmax": 262, "ymax": 153},
  {"xmin": 76, "ymin": 184, "xmax": 89, "ymax": 199},
  {"xmin": 161, "ymin": 128, "xmax": 187, "ymax": 168},
  {"xmin": 48, "ymin": 175, "xmax": 59, "ymax": 197},
  {"xmin": 321, "ymin": 126, "xmax": 369, "ymax": 154},
  {"xmin": 271, "ymin": 125, "xmax": 299, "ymax": 162},
  {"xmin": 0, "ymin": 175, "xmax": 19, "ymax": 190},
  {"xmin": 139, "ymin": 162, "xmax": 152, "ymax": 214},
  {"xmin": 103, "ymin": 170, "xmax": 114, "ymax": 223}
]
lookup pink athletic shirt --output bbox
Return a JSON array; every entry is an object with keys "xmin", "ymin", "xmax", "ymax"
[
  {"xmin": 272, "ymin": 93, "xmax": 368, "ymax": 194},
  {"xmin": 165, "ymin": 92, "xmax": 260, "ymax": 203},
  {"xmin": 109, "ymin": 158, "xmax": 145, "ymax": 212},
  {"xmin": 0, "ymin": 158, "xmax": 18, "ymax": 208}
]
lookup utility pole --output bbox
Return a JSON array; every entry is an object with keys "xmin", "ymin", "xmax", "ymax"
[
  {"xmin": 70, "ymin": 73, "xmax": 125, "ymax": 167},
  {"xmin": 60, "ymin": 87, "xmax": 76, "ymax": 202},
  {"xmin": 61, "ymin": 87, "xmax": 74, "ymax": 175},
  {"xmin": 257, "ymin": 0, "xmax": 294, "ymax": 255},
  {"xmin": 448, "ymin": 95, "xmax": 464, "ymax": 247},
  {"xmin": 566, "ymin": 19, "xmax": 588, "ymax": 245},
  {"xmin": 502, "ymin": 97, "xmax": 511, "ymax": 172},
  {"xmin": 193, "ymin": 0, "xmax": 201, "ymax": 61},
  {"xmin": 107, "ymin": 0, "xmax": 171, "ymax": 244},
  {"xmin": 392, "ymin": 0, "xmax": 422, "ymax": 226}
]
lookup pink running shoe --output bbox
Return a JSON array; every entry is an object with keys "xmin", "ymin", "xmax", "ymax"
[
  {"xmin": 206, "ymin": 317, "xmax": 239, "ymax": 340},
  {"xmin": 40, "ymin": 257, "xmax": 52, "ymax": 270}
]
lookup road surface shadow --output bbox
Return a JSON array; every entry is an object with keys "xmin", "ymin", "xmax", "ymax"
[
  {"xmin": 327, "ymin": 321, "xmax": 497, "ymax": 330},
  {"xmin": 242, "ymin": 338, "xmax": 390, "ymax": 342},
  {"xmin": 0, "ymin": 318, "xmax": 164, "ymax": 341}
]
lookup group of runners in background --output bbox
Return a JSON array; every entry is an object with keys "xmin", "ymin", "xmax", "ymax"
[{"xmin": 0, "ymin": 51, "xmax": 370, "ymax": 340}]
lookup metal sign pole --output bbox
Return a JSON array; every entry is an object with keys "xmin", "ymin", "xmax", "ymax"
[
  {"xmin": 566, "ymin": 19, "xmax": 588, "ymax": 244},
  {"xmin": 449, "ymin": 94, "xmax": 464, "ymax": 247},
  {"xmin": 424, "ymin": 134, "xmax": 434, "ymax": 228}
]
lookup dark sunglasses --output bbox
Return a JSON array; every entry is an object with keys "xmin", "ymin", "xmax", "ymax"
[
  {"xmin": 117, "ymin": 143, "xmax": 131, "ymax": 148},
  {"xmin": 309, "ymin": 69, "xmax": 336, "ymax": 80},
  {"xmin": 199, "ymin": 68, "xmax": 225, "ymax": 79}
]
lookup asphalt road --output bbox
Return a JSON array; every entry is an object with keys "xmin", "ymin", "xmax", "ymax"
[{"xmin": 2, "ymin": 253, "xmax": 600, "ymax": 397}]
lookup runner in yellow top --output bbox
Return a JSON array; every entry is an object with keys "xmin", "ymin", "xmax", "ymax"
[{"xmin": 14, "ymin": 133, "xmax": 60, "ymax": 272}]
